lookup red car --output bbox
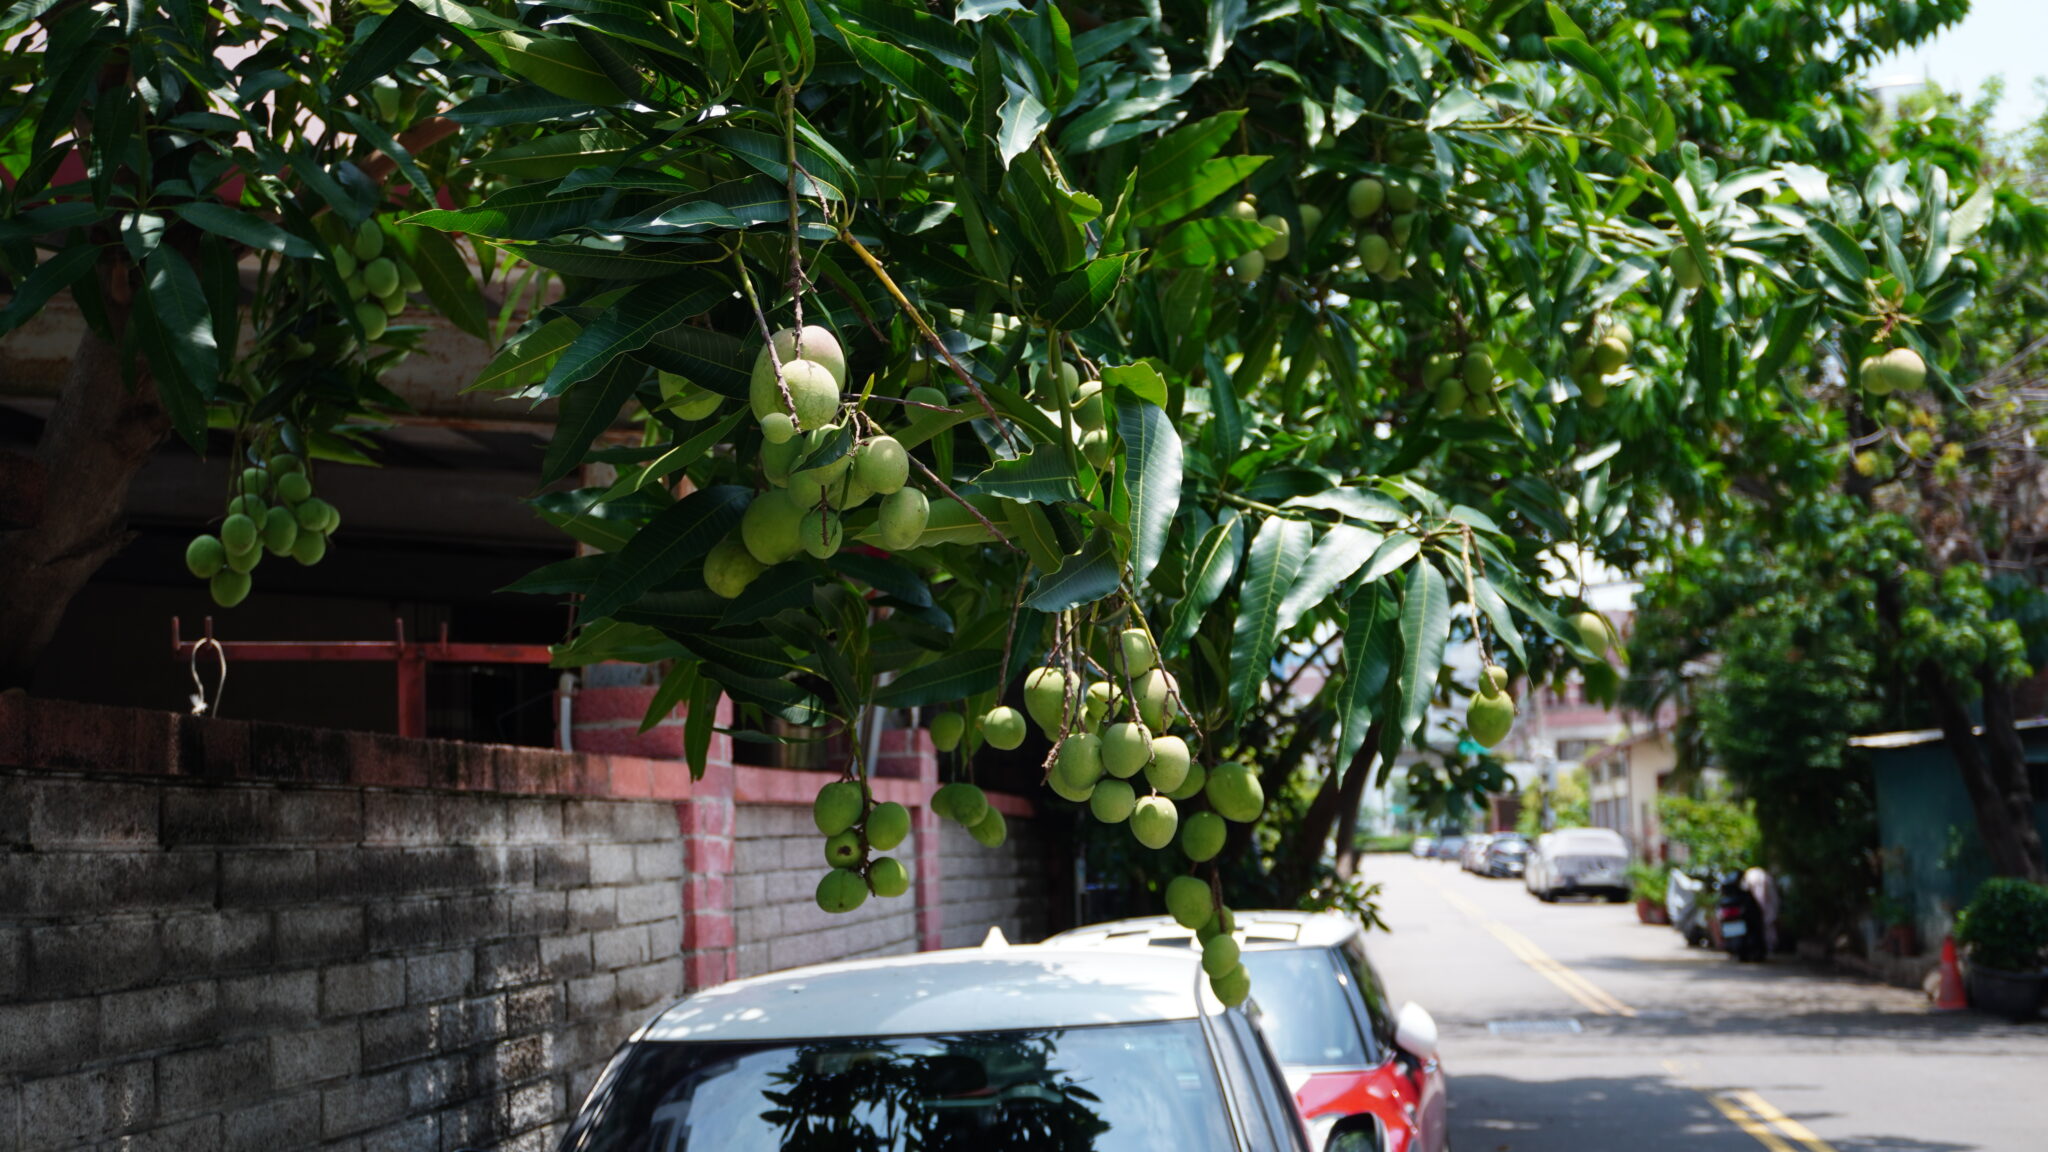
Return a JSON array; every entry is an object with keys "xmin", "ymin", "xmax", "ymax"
[{"xmin": 1049, "ymin": 910, "xmax": 1449, "ymax": 1152}]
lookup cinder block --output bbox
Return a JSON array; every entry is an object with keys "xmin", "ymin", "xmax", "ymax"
[
  {"xmin": 406, "ymin": 950, "xmax": 474, "ymax": 1005},
  {"xmin": 565, "ymin": 974, "xmax": 616, "ymax": 1020},
  {"xmin": 219, "ymin": 969, "xmax": 319, "ymax": 1032},
  {"xmin": 633, "ymin": 842, "xmax": 684, "ymax": 881},
  {"xmin": 362, "ymin": 1006, "xmax": 436, "ymax": 1071},
  {"xmin": 366, "ymin": 898, "xmax": 447, "ymax": 953},
  {"xmin": 360, "ymin": 1113, "xmax": 439, "ymax": 1152},
  {"xmin": 276, "ymin": 905, "xmax": 366, "ymax": 964},
  {"xmin": 475, "ymin": 938, "xmax": 541, "ymax": 993},
  {"xmin": 647, "ymin": 916, "xmax": 682, "ymax": 958},
  {"xmin": 163, "ymin": 910, "xmax": 273, "ymax": 977},
  {"xmin": 504, "ymin": 797, "xmax": 563, "ymax": 843},
  {"xmin": 220, "ymin": 849, "xmax": 321, "ymax": 908},
  {"xmin": 435, "ymin": 795, "xmax": 508, "ymax": 845},
  {"xmin": 0, "ymin": 926, "xmax": 21, "ymax": 1001},
  {"xmin": 158, "ymin": 1038, "xmax": 270, "ymax": 1115},
  {"xmin": 108, "ymin": 1113, "xmax": 222, "ymax": 1151},
  {"xmin": 591, "ymin": 926, "xmax": 650, "ymax": 972},
  {"xmin": 614, "ymin": 882, "xmax": 676, "ymax": 927},
  {"xmin": 99, "ymin": 980, "xmax": 218, "ymax": 1052},
  {"xmin": 538, "ymin": 934, "xmax": 593, "ymax": 981},
  {"xmin": 20, "ymin": 1059, "xmax": 153, "ymax": 1145},
  {"xmin": 439, "ymin": 893, "xmax": 505, "ymax": 942},
  {"xmin": 616, "ymin": 959, "xmax": 683, "ymax": 1012},
  {"xmin": 0, "ymin": 998, "xmax": 98, "ymax": 1075},
  {"xmin": 28, "ymin": 917, "xmax": 162, "ymax": 998},
  {"xmin": 270, "ymin": 1020, "xmax": 358, "ymax": 1082},
  {"xmin": 488, "ymin": 1034, "xmax": 551, "ymax": 1083},
  {"xmin": 0, "ymin": 775, "xmax": 26, "ymax": 849},
  {"xmin": 224, "ymin": 1094, "xmax": 322, "ymax": 1152},
  {"xmin": 0, "ymin": 1080, "xmax": 15, "ymax": 1152},
  {"xmin": 321, "ymin": 1067, "xmax": 408, "ymax": 1138},
  {"xmin": 565, "ymin": 888, "xmax": 614, "ymax": 930},
  {"xmin": 401, "ymin": 1054, "xmax": 472, "ymax": 1113},
  {"xmin": 363, "ymin": 791, "xmax": 441, "ymax": 845},
  {"xmin": 533, "ymin": 843, "xmax": 590, "ymax": 889},
  {"xmin": 503, "ymin": 889, "xmax": 567, "ymax": 936},
  {"xmin": 496, "ymin": 1079, "xmax": 564, "ymax": 1134},
  {"xmin": 322, "ymin": 958, "xmax": 405, "ymax": 1017},
  {"xmin": 28, "ymin": 778, "xmax": 159, "ymax": 847},
  {"xmin": 587, "ymin": 843, "xmax": 635, "ymax": 886}
]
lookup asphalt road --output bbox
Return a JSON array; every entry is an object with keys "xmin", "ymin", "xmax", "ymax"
[{"xmin": 1359, "ymin": 853, "xmax": 2048, "ymax": 1152}]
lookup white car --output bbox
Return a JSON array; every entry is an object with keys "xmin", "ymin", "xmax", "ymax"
[
  {"xmin": 1525, "ymin": 827, "xmax": 1632, "ymax": 902},
  {"xmin": 554, "ymin": 944, "xmax": 1313, "ymax": 1151}
]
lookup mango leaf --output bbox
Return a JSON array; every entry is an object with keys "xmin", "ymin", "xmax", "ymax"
[
  {"xmin": 579, "ymin": 485, "xmax": 750, "ymax": 624},
  {"xmin": 1135, "ymin": 110, "xmax": 1244, "ymax": 209},
  {"xmin": 1026, "ymin": 527, "xmax": 1122, "ymax": 611},
  {"xmin": 541, "ymin": 278, "xmax": 724, "ymax": 397},
  {"xmin": 1227, "ymin": 517, "xmax": 1314, "ymax": 714},
  {"xmin": 1393, "ymin": 558, "xmax": 1450, "ymax": 744},
  {"xmin": 0, "ymin": 243, "xmax": 99, "ymax": 339},
  {"xmin": 996, "ymin": 83, "xmax": 1050, "ymax": 168},
  {"xmin": 640, "ymin": 661, "xmax": 697, "ymax": 734},
  {"xmin": 471, "ymin": 315, "xmax": 579, "ymax": 392},
  {"xmin": 1101, "ymin": 361, "xmax": 1169, "ymax": 408},
  {"xmin": 334, "ymin": 2, "xmax": 443, "ymax": 95},
  {"xmin": 1286, "ymin": 487, "xmax": 1406, "ymax": 524},
  {"xmin": 471, "ymin": 128, "xmax": 641, "ymax": 179},
  {"xmin": 1472, "ymin": 576, "xmax": 1526, "ymax": 665},
  {"xmin": 684, "ymin": 676, "xmax": 720, "ymax": 778},
  {"xmin": 541, "ymin": 357, "xmax": 641, "ymax": 485},
  {"xmin": 1164, "ymin": 511, "xmax": 1244, "ymax": 650},
  {"xmin": 472, "ymin": 30, "xmax": 629, "ymax": 106},
  {"xmin": 1039, "ymin": 253, "xmax": 1130, "ymax": 330},
  {"xmin": 1949, "ymin": 183, "xmax": 1996, "ymax": 249},
  {"xmin": 1802, "ymin": 217, "xmax": 1872, "ymax": 292},
  {"xmin": 502, "ymin": 554, "xmax": 608, "ymax": 596},
  {"xmin": 838, "ymin": 28, "xmax": 969, "ymax": 121},
  {"xmin": 172, "ymin": 203, "xmax": 317, "ymax": 258},
  {"xmin": 1335, "ymin": 584, "xmax": 1398, "ymax": 772},
  {"xmin": 976, "ymin": 448, "xmax": 1080, "ymax": 503},
  {"xmin": 1116, "ymin": 398, "xmax": 1183, "ymax": 585},
  {"xmin": 602, "ymin": 409, "xmax": 749, "ymax": 502},
  {"xmin": 1132, "ymin": 154, "xmax": 1266, "ymax": 227},
  {"xmin": 404, "ymin": 183, "xmax": 608, "ymax": 240},
  {"xmin": 1276, "ymin": 524, "xmax": 1384, "ymax": 634},
  {"xmin": 874, "ymin": 648, "xmax": 1004, "ymax": 707},
  {"xmin": 1358, "ymin": 532, "xmax": 1420, "ymax": 584},
  {"xmin": 1154, "ymin": 217, "xmax": 1274, "ymax": 267},
  {"xmin": 1545, "ymin": 35, "xmax": 1618, "ymax": 107},
  {"xmin": 394, "ymin": 226, "xmax": 488, "ymax": 339},
  {"xmin": 144, "ymin": 248, "xmax": 219, "ymax": 402}
]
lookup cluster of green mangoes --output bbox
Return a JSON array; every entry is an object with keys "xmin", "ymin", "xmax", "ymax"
[
  {"xmin": 1031, "ymin": 360, "xmax": 1116, "ymax": 468},
  {"xmin": 1466, "ymin": 666, "xmax": 1516, "ymax": 749},
  {"xmin": 183, "ymin": 451, "xmax": 338, "ymax": 606},
  {"xmin": 1345, "ymin": 176, "xmax": 1425, "ymax": 281},
  {"xmin": 1566, "ymin": 319, "xmax": 1636, "ymax": 407},
  {"xmin": 699, "ymin": 325, "xmax": 934, "ymax": 599},
  {"xmin": 811, "ymin": 780, "xmax": 914, "ymax": 913},
  {"xmin": 1423, "ymin": 347, "xmax": 1506, "ymax": 421},
  {"xmin": 1226, "ymin": 196, "xmax": 1296, "ymax": 285},
  {"xmin": 331, "ymin": 218, "xmax": 417, "ymax": 344},
  {"xmin": 1165, "ymin": 876, "xmax": 1251, "ymax": 1006}
]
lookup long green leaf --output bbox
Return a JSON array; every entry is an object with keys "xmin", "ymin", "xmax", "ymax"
[
  {"xmin": 1276, "ymin": 524, "xmax": 1384, "ymax": 634},
  {"xmin": 541, "ymin": 357, "xmax": 642, "ymax": 485},
  {"xmin": 396, "ymin": 227, "xmax": 489, "ymax": 339},
  {"xmin": 1115, "ymin": 398, "xmax": 1183, "ymax": 585},
  {"xmin": 172, "ymin": 203, "xmax": 318, "ymax": 258},
  {"xmin": 0, "ymin": 244, "xmax": 98, "ymax": 338},
  {"xmin": 874, "ymin": 648, "xmax": 1005, "ymax": 707},
  {"xmin": 542, "ymin": 279, "xmax": 724, "ymax": 397},
  {"xmin": 1135, "ymin": 110, "xmax": 1244, "ymax": 211},
  {"xmin": 976, "ymin": 448, "xmax": 1080, "ymax": 503},
  {"xmin": 1393, "ymin": 558, "xmax": 1450, "ymax": 744},
  {"xmin": 1335, "ymin": 585, "xmax": 1398, "ymax": 773},
  {"xmin": 334, "ymin": 0, "xmax": 441, "ymax": 95},
  {"xmin": 144, "ymin": 249, "xmax": 220, "ymax": 401},
  {"xmin": 1026, "ymin": 527, "xmax": 1122, "ymax": 611},
  {"xmin": 579, "ymin": 485, "xmax": 751, "ymax": 623},
  {"xmin": 1227, "ymin": 517, "xmax": 1314, "ymax": 713},
  {"xmin": 1132, "ymin": 154, "xmax": 1266, "ymax": 227},
  {"xmin": 1164, "ymin": 511, "xmax": 1244, "ymax": 650}
]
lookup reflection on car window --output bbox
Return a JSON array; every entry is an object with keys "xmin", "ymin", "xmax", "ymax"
[
  {"xmin": 558, "ymin": 1021, "xmax": 1236, "ymax": 1152},
  {"xmin": 1236, "ymin": 950, "xmax": 1368, "ymax": 1068},
  {"xmin": 1338, "ymin": 938, "xmax": 1397, "ymax": 1053}
]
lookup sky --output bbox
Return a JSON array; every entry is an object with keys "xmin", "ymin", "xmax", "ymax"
[{"xmin": 1868, "ymin": 0, "xmax": 2048, "ymax": 135}]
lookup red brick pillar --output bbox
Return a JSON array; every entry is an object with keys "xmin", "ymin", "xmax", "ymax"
[
  {"xmin": 674, "ymin": 695, "xmax": 737, "ymax": 990},
  {"xmin": 568, "ymin": 669, "xmax": 691, "ymax": 758},
  {"xmin": 878, "ymin": 727, "xmax": 943, "ymax": 951}
]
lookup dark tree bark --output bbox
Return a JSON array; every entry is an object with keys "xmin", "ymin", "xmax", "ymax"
[
  {"xmin": 0, "ymin": 304, "xmax": 169, "ymax": 689},
  {"xmin": 1925, "ymin": 664, "xmax": 2046, "ymax": 881},
  {"xmin": 1272, "ymin": 718, "xmax": 1385, "ymax": 898}
]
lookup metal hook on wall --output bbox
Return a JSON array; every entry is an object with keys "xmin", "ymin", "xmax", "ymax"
[{"xmin": 189, "ymin": 634, "xmax": 226, "ymax": 717}]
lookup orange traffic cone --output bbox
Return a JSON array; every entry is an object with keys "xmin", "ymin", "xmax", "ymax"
[{"xmin": 1932, "ymin": 935, "xmax": 1967, "ymax": 1012}]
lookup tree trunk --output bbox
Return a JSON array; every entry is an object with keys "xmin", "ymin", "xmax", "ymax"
[
  {"xmin": 1273, "ymin": 718, "xmax": 1384, "ymax": 898},
  {"xmin": 0, "ymin": 314, "xmax": 168, "ymax": 688},
  {"xmin": 1976, "ymin": 669, "xmax": 2046, "ymax": 881},
  {"xmin": 1926, "ymin": 664, "xmax": 2046, "ymax": 881}
]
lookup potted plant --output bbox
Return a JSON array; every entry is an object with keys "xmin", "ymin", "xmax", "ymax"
[
  {"xmin": 1955, "ymin": 878, "xmax": 2048, "ymax": 1021},
  {"xmin": 1875, "ymin": 893, "xmax": 1918, "ymax": 957},
  {"xmin": 1628, "ymin": 862, "xmax": 1671, "ymax": 925}
]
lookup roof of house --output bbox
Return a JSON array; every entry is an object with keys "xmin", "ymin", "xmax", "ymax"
[{"xmin": 1044, "ymin": 909, "xmax": 1363, "ymax": 951}]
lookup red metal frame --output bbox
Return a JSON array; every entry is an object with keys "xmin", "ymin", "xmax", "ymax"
[{"xmin": 171, "ymin": 616, "xmax": 556, "ymax": 739}]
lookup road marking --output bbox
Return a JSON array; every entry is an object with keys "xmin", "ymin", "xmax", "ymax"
[
  {"xmin": 1428, "ymin": 881, "xmax": 1637, "ymax": 1017},
  {"xmin": 1662, "ymin": 1061, "xmax": 1842, "ymax": 1152},
  {"xmin": 1729, "ymin": 1089, "xmax": 1840, "ymax": 1152}
]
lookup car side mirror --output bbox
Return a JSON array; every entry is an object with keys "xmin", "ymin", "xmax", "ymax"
[{"xmin": 1393, "ymin": 1001, "xmax": 1438, "ymax": 1064}]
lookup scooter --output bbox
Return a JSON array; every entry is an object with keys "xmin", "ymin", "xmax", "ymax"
[
  {"xmin": 1666, "ymin": 868, "xmax": 1712, "ymax": 948},
  {"xmin": 1716, "ymin": 874, "xmax": 1766, "ymax": 962}
]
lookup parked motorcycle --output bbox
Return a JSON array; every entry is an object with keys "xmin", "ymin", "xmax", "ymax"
[
  {"xmin": 1716, "ymin": 873, "xmax": 1766, "ymax": 962},
  {"xmin": 1665, "ymin": 868, "xmax": 1712, "ymax": 948}
]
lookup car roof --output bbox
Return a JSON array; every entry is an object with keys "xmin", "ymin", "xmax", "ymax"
[
  {"xmin": 1543, "ymin": 827, "xmax": 1627, "ymax": 845},
  {"xmin": 637, "ymin": 946, "xmax": 1215, "ymax": 1043},
  {"xmin": 1044, "ymin": 909, "xmax": 1361, "ymax": 951}
]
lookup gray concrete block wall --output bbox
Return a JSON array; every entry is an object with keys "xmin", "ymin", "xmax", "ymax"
[
  {"xmin": 730, "ymin": 805, "xmax": 918, "ymax": 978},
  {"xmin": 0, "ymin": 771, "xmax": 684, "ymax": 1152},
  {"xmin": 938, "ymin": 818, "xmax": 1051, "ymax": 948}
]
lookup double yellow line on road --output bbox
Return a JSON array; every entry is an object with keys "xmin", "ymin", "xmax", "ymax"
[
  {"xmin": 1666, "ymin": 1063, "xmax": 1841, "ymax": 1152},
  {"xmin": 1431, "ymin": 883, "xmax": 1636, "ymax": 1017}
]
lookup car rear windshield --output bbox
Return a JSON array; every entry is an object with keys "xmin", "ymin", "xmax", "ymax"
[
  {"xmin": 1237, "ymin": 949, "xmax": 1369, "ymax": 1069},
  {"xmin": 558, "ymin": 1020, "xmax": 1236, "ymax": 1152}
]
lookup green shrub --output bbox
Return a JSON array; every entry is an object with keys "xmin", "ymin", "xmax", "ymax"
[
  {"xmin": 1628, "ymin": 861, "xmax": 1670, "ymax": 905},
  {"xmin": 1956, "ymin": 878, "xmax": 2048, "ymax": 972}
]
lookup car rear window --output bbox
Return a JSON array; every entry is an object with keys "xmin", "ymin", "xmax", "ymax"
[
  {"xmin": 1238, "ymin": 949, "xmax": 1370, "ymax": 1068},
  {"xmin": 558, "ymin": 1020, "xmax": 1236, "ymax": 1151}
]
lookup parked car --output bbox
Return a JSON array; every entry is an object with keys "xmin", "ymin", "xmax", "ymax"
[
  {"xmin": 1482, "ymin": 835, "xmax": 1530, "ymax": 878},
  {"xmin": 554, "ymin": 944, "xmax": 1313, "ymax": 1151},
  {"xmin": 1409, "ymin": 835, "xmax": 1436, "ymax": 858},
  {"xmin": 1459, "ymin": 834, "xmax": 1496, "ymax": 872},
  {"xmin": 1429, "ymin": 835, "xmax": 1466, "ymax": 862},
  {"xmin": 1050, "ymin": 911, "xmax": 1449, "ymax": 1152},
  {"xmin": 1524, "ymin": 827, "xmax": 1631, "ymax": 902}
]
